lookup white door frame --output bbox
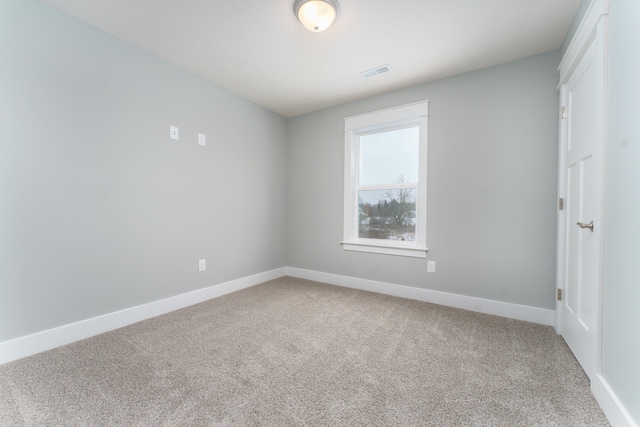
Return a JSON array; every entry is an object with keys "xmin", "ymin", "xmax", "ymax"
[{"xmin": 556, "ymin": 0, "xmax": 608, "ymax": 380}]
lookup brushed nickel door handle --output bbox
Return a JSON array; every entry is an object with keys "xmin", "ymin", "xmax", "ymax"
[{"xmin": 577, "ymin": 221, "xmax": 594, "ymax": 231}]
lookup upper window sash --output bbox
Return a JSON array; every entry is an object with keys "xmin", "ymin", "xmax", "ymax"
[{"xmin": 357, "ymin": 183, "xmax": 418, "ymax": 191}]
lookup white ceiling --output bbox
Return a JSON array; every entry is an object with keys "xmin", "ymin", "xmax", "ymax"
[{"xmin": 40, "ymin": 0, "xmax": 581, "ymax": 118}]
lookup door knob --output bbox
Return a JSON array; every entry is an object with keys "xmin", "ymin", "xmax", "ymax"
[{"xmin": 577, "ymin": 221, "xmax": 594, "ymax": 231}]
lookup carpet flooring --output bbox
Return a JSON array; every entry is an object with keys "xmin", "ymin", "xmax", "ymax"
[{"xmin": 0, "ymin": 277, "xmax": 609, "ymax": 426}]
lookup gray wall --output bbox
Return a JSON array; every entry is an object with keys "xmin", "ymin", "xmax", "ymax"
[
  {"xmin": 0, "ymin": 0, "xmax": 287, "ymax": 342},
  {"xmin": 602, "ymin": 0, "xmax": 640, "ymax": 422},
  {"xmin": 287, "ymin": 52, "xmax": 560, "ymax": 309}
]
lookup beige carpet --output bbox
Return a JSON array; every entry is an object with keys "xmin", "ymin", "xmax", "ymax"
[{"xmin": 0, "ymin": 277, "xmax": 609, "ymax": 426}]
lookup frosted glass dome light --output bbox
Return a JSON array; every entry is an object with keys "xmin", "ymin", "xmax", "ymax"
[{"xmin": 294, "ymin": 0, "xmax": 339, "ymax": 32}]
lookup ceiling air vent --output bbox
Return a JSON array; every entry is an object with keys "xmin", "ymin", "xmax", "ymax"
[{"xmin": 361, "ymin": 64, "xmax": 392, "ymax": 79}]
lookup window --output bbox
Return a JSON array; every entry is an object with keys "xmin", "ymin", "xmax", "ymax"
[{"xmin": 342, "ymin": 101, "xmax": 428, "ymax": 258}]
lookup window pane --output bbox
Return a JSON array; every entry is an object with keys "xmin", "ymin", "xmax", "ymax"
[
  {"xmin": 359, "ymin": 126, "xmax": 419, "ymax": 186},
  {"xmin": 358, "ymin": 189, "xmax": 416, "ymax": 241}
]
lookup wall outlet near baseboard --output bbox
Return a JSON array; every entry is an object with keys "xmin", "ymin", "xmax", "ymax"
[
  {"xmin": 198, "ymin": 259, "xmax": 206, "ymax": 272},
  {"xmin": 427, "ymin": 261, "xmax": 436, "ymax": 273},
  {"xmin": 170, "ymin": 125, "xmax": 179, "ymax": 140}
]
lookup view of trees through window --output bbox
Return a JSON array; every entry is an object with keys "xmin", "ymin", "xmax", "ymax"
[
  {"xmin": 358, "ymin": 175, "xmax": 416, "ymax": 241},
  {"xmin": 357, "ymin": 125, "xmax": 419, "ymax": 242}
]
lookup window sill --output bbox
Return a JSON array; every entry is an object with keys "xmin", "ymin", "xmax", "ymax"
[{"xmin": 341, "ymin": 241, "xmax": 428, "ymax": 258}]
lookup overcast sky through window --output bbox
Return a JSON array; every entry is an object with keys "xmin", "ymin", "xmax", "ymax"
[{"xmin": 358, "ymin": 126, "xmax": 418, "ymax": 204}]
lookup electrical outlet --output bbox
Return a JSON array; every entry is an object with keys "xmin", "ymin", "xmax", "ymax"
[
  {"xmin": 170, "ymin": 126, "xmax": 179, "ymax": 140},
  {"xmin": 198, "ymin": 133, "xmax": 206, "ymax": 146},
  {"xmin": 198, "ymin": 259, "xmax": 206, "ymax": 272},
  {"xmin": 427, "ymin": 260, "xmax": 436, "ymax": 273}
]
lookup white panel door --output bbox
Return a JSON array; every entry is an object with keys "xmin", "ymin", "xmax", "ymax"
[{"xmin": 559, "ymin": 31, "xmax": 605, "ymax": 380}]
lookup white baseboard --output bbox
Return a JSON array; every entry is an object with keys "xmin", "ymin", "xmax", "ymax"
[
  {"xmin": 593, "ymin": 374, "xmax": 638, "ymax": 427},
  {"xmin": 285, "ymin": 267, "xmax": 556, "ymax": 326},
  {"xmin": 0, "ymin": 268, "xmax": 286, "ymax": 365},
  {"xmin": 0, "ymin": 266, "xmax": 557, "ymax": 366},
  {"xmin": 4, "ymin": 266, "xmax": 632, "ymax": 426}
]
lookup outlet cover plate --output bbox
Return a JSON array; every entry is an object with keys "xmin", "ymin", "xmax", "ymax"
[
  {"xmin": 427, "ymin": 261, "xmax": 436, "ymax": 273},
  {"xmin": 170, "ymin": 126, "xmax": 179, "ymax": 140}
]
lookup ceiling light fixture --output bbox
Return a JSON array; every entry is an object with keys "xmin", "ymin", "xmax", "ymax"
[{"xmin": 293, "ymin": 0, "xmax": 340, "ymax": 32}]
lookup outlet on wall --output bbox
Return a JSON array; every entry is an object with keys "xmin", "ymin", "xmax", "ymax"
[
  {"xmin": 427, "ymin": 260, "xmax": 436, "ymax": 273},
  {"xmin": 170, "ymin": 125, "xmax": 179, "ymax": 140},
  {"xmin": 198, "ymin": 133, "xmax": 206, "ymax": 146},
  {"xmin": 198, "ymin": 259, "xmax": 206, "ymax": 272}
]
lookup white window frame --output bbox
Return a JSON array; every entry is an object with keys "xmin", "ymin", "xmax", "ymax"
[{"xmin": 342, "ymin": 100, "xmax": 429, "ymax": 258}]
